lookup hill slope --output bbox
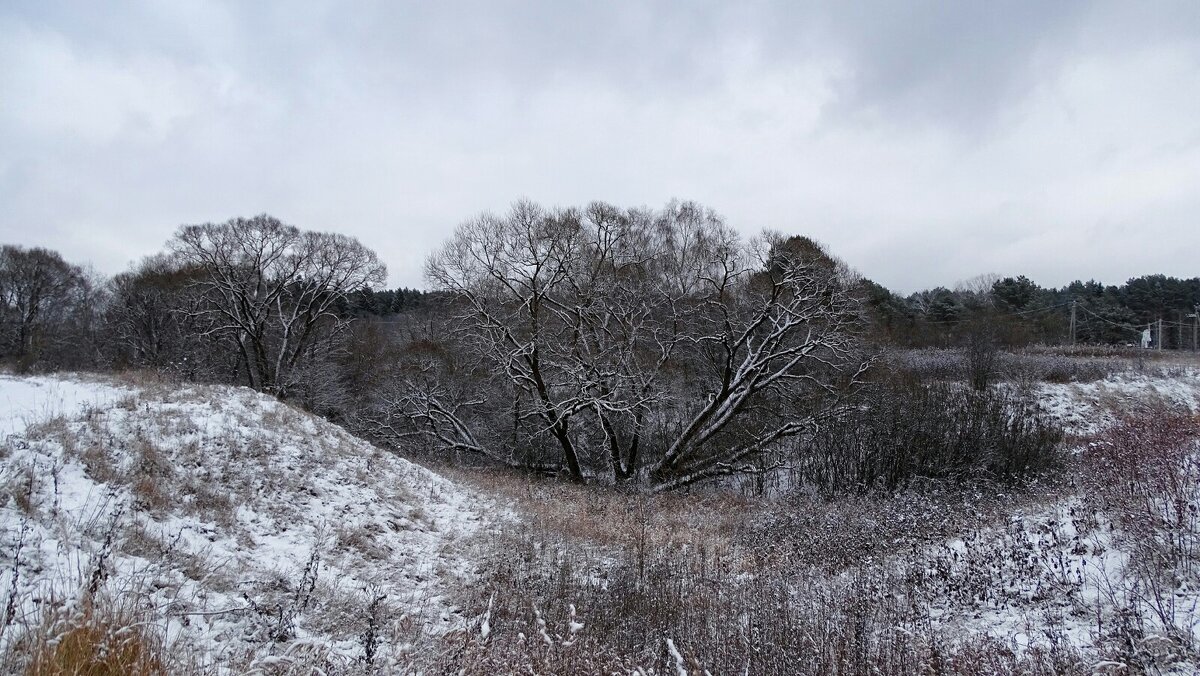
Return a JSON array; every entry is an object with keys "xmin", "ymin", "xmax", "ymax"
[{"xmin": 0, "ymin": 374, "xmax": 491, "ymax": 672}]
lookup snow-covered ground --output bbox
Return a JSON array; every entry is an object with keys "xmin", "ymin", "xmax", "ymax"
[
  {"xmin": 3, "ymin": 367, "xmax": 1199, "ymax": 672},
  {"xmin": 0, "ymin": 373, "xmax": 129, "ymax": 437},
  {"xmin": 1034, "ymin": 368, "xmax": 1200, "ymax": 436},
  {"xmin": 0, "ymin": 374, "xmax": 493, "ymax": 672}
]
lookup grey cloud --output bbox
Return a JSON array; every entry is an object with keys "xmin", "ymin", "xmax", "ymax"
[{"xmin": 1, "ymin": 1, "xmax": 1198, "ymax": 292}]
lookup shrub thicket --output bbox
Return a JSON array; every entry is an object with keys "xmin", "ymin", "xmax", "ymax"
[{"xmin": 793, "ymin": 377, "xmax": 1065, "ymax": 494}]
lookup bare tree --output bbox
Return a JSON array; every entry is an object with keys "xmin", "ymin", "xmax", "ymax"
[
  {"xmin": 105, "ymin": 254, "xmax": 215, "ymax": 375},
  {"xmin": 170, "ymin": 215, "xmax": 386, "ymax": 397},
  {"xmin": 954, "ymin": 272, "xmax": 1002, "ymax": 312},
  {"xmin": 423, "ymin": 200, "xmax": 872, "ymax": 489},
  {"xmin": 0, "ymin": 245, "xmax": 90, "ymax": 368},
  {"xmin": 359, "ymin": 333, "xmax": 536, "ymax": 470},
  {"xmin": 425, "ymin": 200, "xmax": 596, "ymax": 480},
  {"xmin": 645, "ymin": 232, "xmax": 872, "ymax": 490}
]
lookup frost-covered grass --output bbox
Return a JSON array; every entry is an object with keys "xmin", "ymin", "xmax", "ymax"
[
  {"xmin": 894, "ymin": 346, "xmax": 1200, "ymax": 388},
  {"xmin": 0, "ymin": 373, "xmax": 493, "ymax": 674}
]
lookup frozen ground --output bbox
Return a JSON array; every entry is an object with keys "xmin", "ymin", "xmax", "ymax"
[{"xmin": 0, "ymin": 374, "xmax": 493, "ymax": 672}]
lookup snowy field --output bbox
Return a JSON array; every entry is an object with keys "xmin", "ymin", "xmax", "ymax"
[
  {"xmin": 958, "ymin": 368, "xmax": 1200, "ymax": 672},
  {"xmin": 0, "ymin": 373, "xmax": 129, "ymax": 437},
  {"xmin": 0, "ymin": 374, "xmax": 493, "ymax": 672}
]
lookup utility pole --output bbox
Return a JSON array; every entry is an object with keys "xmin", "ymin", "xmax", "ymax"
[
  {"xmin": 1069, "ymin": 299, "xmax": 1076, "ymax": 346},
  {"xmin": 1192, "ymin": 305, "xmax": 1199, "ymax": 352},
  {"xmin": 1158, "ymin": 317, "xmax": 1164, "ymax": 351}
]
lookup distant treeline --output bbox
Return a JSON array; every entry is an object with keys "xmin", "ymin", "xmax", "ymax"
[
  {"xmin": 344, "ymin": 274, "xmax": 1200, "ymax": 350},
  {"xmin": 340, "ymin": 287, "xmax": 442, "ymax": 317},
  {"xmin": 862, "ymin": 274, "xmax": 1200, "ymax": 349}
]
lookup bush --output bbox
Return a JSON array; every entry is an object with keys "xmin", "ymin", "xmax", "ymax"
[
  {"xmin": 1079, "ymin": 410, "xmax": 1200, "ymax": 669},
  {"xmin": 966, "ymin": 321, "xmax": 1001, "ymax": 391},
  {"xmin": 792, "ymin": 377, "xmax": 1065, "ymax": 494},
  {"xmin": 1083, "ymin": 411, "xmax": 1200, "ymax": 585}
]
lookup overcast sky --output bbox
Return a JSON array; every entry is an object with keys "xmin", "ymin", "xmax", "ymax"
[{"xmin": 1, "ymin": 1, "xmax": 1198, "ymax": 292}]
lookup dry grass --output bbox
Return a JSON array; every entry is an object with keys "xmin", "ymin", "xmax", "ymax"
[
  {"xmin": 3, "ymin": 581, "xmax": 173, "ymax": 676},
  {"xmin": 437, "ymin": 464, "xmax": 750, "ymax": 555},
  {"xmin": 2, "ymin": 463, "xmax": 37, "ymax": 514},
  {"xmin": 22, "ymin": 609, "xmax": 165, "ymax": 676},
  {"xmin": 336, "ymin": 524, "xmax": 395, "ymax": 561}
]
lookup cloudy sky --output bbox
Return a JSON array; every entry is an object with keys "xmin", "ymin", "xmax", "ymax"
[{"xmin": 1, "ymin": 1, "xmax": 1198, "ymax": 292}]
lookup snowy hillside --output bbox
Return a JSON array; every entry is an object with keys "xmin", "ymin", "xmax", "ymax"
[
  {"xmin": 0, "ymin": 374, "xmax": 491, "ymax": 672},
  {"xmin": 947, "ymin": 369, "xmax": 1200, "ymax": 672}
]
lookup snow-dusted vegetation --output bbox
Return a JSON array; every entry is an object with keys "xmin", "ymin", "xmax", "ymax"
[
  {"xmin": 432, "ymin": 366, "xmax": 1200, "ymax": 674},
  {"xmin": 2, "ymin": 365, "xmax": 1198, "ymax": 674},
  {"xmin": 0, "ymin": 375, "xmax": 491, "ymax": 673}
]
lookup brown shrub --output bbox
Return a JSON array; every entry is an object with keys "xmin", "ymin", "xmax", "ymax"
[{"xmin": 1082, "ymin": 409, "xmax": 1200, "ymax": 583}]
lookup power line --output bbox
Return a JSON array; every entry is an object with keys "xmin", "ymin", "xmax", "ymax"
[
  {"xmin": 1075, "ymin": 305, "xmax": 1145, "ymax": 334},
  {"xmin": 1014, "ymin": 301, "xmax": 1073, "ymax": 316},
  {"xmin": 917, "ymin": 301, "xmax": 1072, "ymax": 325}
]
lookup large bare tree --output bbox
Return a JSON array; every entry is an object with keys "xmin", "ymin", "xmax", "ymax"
[
  {"xmin": 644, "ymin": 231, "xmax": 872, "ymax": 490},
  {"xmin": 421, "ymin": 200, "xmax": 871, "ymax": 489},
  {"xmin": 171, "ymin": 215, "xmax": 386, "ymax": 396}
]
